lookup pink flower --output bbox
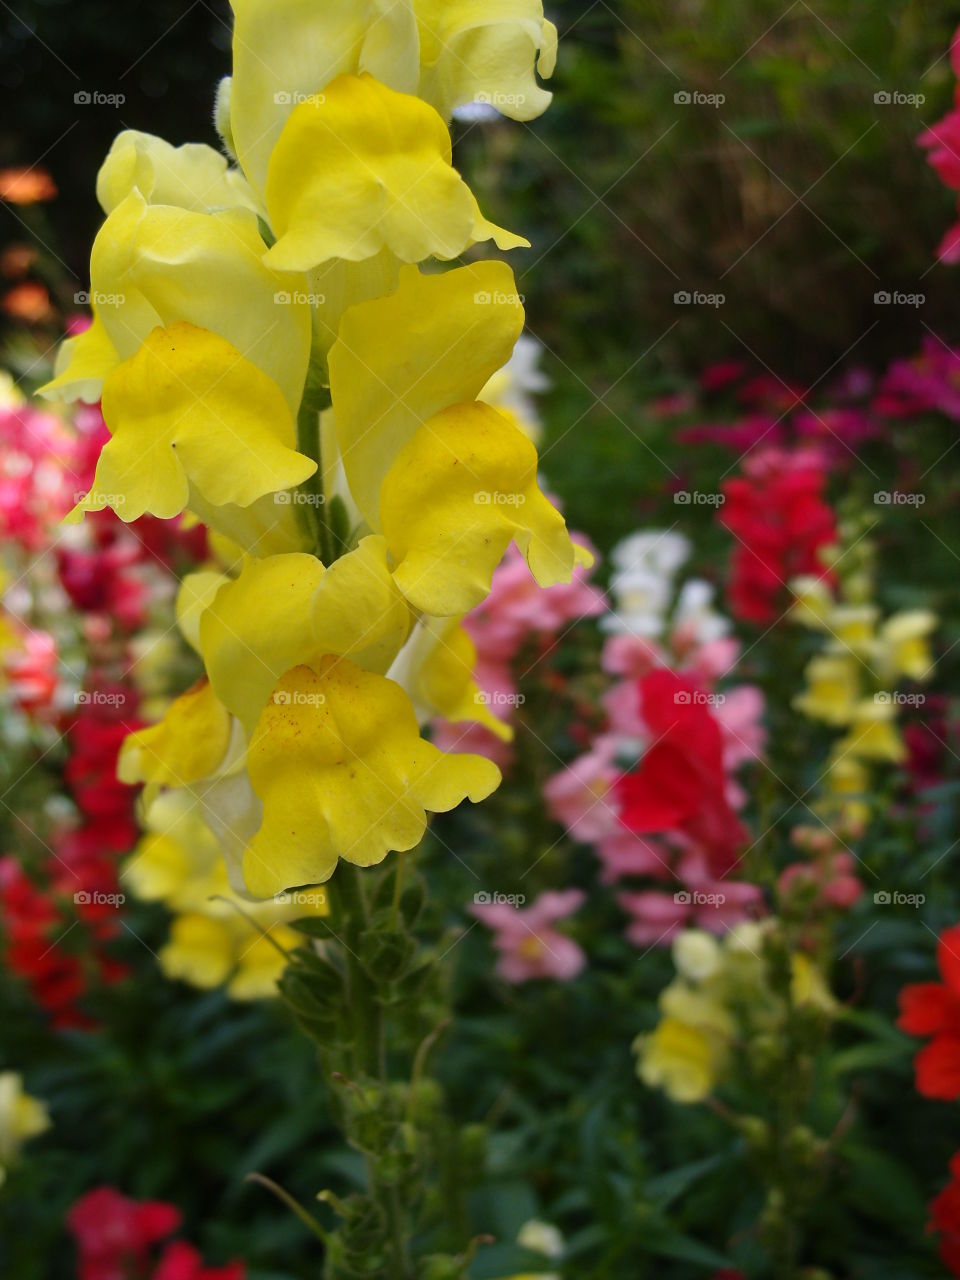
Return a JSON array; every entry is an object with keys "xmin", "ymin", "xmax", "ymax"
[
  {"xmin": 544, "ymin": 745, "xmax": 620, "ymax": 844},
  {"xmin": 594, "ymin": 828, "xmax": 673, "ymax": 882},
  {"xmin": 778, "ymin": 851, "xmax": 863, "ymax": 911},
  {"xmin": 713, "ymin": 684, "xmax": 767, "ymax": 773},
  {"xmin": 619, "ymin": 890, "xmax": 691, "ymax": 945},
  {"xmin": 601, "ymin": 632, "xmax": 665, "ymax": 680},
  {"xmin": 470, "ymin": 889, "xmax": 586, "ymax": 982}
]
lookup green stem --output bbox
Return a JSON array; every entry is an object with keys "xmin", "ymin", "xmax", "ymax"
[
  {"xmin": 333, "ymin": 864, "xmax": 383, "ymax": 1079},
  {"xmin": 296, "ymin": 402, "xmax": 334, "ymax": 565}
]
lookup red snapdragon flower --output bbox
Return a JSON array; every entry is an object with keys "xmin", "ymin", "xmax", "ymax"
[
  {"xmin": 898, "ymin": 923, "xmax": 960, "ymax": 1099},
  {"xmin": 719, "ymin": 448, "xmax": 836, "ymax": 624},
  {"xmin": 615, "ymin": 669, "xmax": 748, "ymax": 878}
]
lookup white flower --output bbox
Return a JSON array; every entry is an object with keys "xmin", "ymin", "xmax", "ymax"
[{"xmin": 672, "ymin": 929, "xmax": 722, "ymax": 982}]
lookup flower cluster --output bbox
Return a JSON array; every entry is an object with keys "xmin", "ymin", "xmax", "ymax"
[
  {"xmin": 790, "ymin": 526, "xmax": 936, "ymax": 833},
  {"xmin": 635, "ymin": 923, "xmax": 835, "ymax": 1104},
  {"xmin": 67, "ymin": 1186, "xmax": 243, "ymax": 1280},
  {"xmin": 544, "ymin": 531, "xmax": 765, "ymax": 945},
  {"xmin": 44, "ymin": 1, "xmax": 578, "ymax": 903}
]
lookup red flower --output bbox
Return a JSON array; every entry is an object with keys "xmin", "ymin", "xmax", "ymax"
[
  {"xmin": 67, "ymin": 1188, "xmax": 243, "ymax": 1280},
  {"xmin": 615, "ymin": 669, "xmax": 748, "ymax": 878},
  {"xmin": 898, "ymin": 923, "xmax": 960, "ymax": 1099},
  {"xmin": 929, "ymin": 1152, "xmax": 960, "ymax": 1276}
]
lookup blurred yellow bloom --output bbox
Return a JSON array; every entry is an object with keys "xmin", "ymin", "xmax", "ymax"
[
  {"xmin": 790, "ymin": 574, "xmax": 833, "ymax": 628},
  {"xmin": 0, "ymin": 1073, "xmax": 49, "ymax": 1185},
  {"xmin": 635, "ymin": 1017, "xmax": 723, "ymax": 1104},
  {"xmin": 826, "ymin": 604, "xmax": 878, "ymax": 656},
  {"xmin": 878, "ymin": 609, "xmax": 936, "ymax": 681},
  {"xmin": 793, "ymin": 654, "xmax": 859, "ymax": 726},
  {"xmin": 839, "ymin": 698, "xmax": 906, "ymax": 763},
  {"xmin": 244, "ymin": 657, "xmax": 500, "ymax": 896},
  {"xmin": 791, "ymin": 953, "xmax": 837, "ymax": 1013}
]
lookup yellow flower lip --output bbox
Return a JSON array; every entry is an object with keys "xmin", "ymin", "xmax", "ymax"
[
  {"xmin": 242, "ymin": 656, "xmax": 500, "ymax": 898},
  {"xmin": 263, "ymin": 73, "xmax": 525, "ymax": 273}
]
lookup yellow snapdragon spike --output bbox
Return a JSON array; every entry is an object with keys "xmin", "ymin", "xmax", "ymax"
[
  {"xmin": 228, "ymin": 0, "xmax": 419, "ymax": 196},
  {"xmin": 199, "ymin": 539, "xmax": 411, "ymax": 733},
  {"xmin": 634, "ymin": 1018, "xmax": 720, "ymax": 1104},
  {"xmin": 96, "ymin": 129, "xmax": 259, "ymax": 215},
  {"xmin": 243, "ymin": 657, "xmax": 500, "ymax": 897},
  {"xmin": 118, "ymin": 679, "xmax": 232, "ymax": 787},
  {"xmin": 263, "ymin": 74, "xmax": 525, "ymax": 272},
  {"xmin": 388, "ymin": 615, "xmax": 513, "ymax": 741},
  {"xmin": 329, "ymin": 261, "xmax": 524, "ymax": 523},
  {"xmin": 73, "ymin": 323, "xmax": 316, "ymax": 523},
  {"xmin": 161, "ymin": 915, "xmax": 236, "ymax": 989},
  {"xmin": 789, "ymin": 574, "xmax": 834, "ymax": 629},
  {"xmin": 415, "ymin": 0, "xmax": 557, "ymax": 122},
  {"xmin": 380, "ymin": 402, "xmax": 578, "ymax": 615},
  {"xmin": 879, "ymin": 609, "xmax": 936, "ymax": 680},
  {"xmin": 793, "ymin": 653, "xmax": 860, "ymax": 726}
]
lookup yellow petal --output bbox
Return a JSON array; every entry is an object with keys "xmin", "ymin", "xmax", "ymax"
[
  {"xmin": 310, "ymin": 535, "xmax": 413, "ymax": 673},
  {"xmin": 229, "ymin": 0, "xmax": 419, "ymax": 196},
  {"xmin": 74, "ymin": 323, "xmax": 315, "ymax": 523},
  {"xmin": 380, "ymin": 402, "xmax": 577, "ymax": 615},
  {"xmin": 38, "ymin": 310, "xmax": 119, "ymax": 403},
  {"xmin": 227, "ymin": 927, "xmax": 299, "ymax": 1000},
  {"xmin": 96, "ymin": 129, "xmax": 259, "ymax": 215},
  {"xmin": 389, "ymin": 615, "xmax": 513, "ymax": 740},
  {"xmin": 176, "ymin": 570, "xmax": 231, "ymax": 653},
  {"xmin": 118, "ymin": 679, "xmax": 232, "ymax": 787},
  {"xmin": 415, "ymin": 0, "xmax": 557, "ymax": 121},
  {"xmin": 86, "ymin": 190, "xmax": 311, "ymax": 414},
  {"xmin": 199, "ymin": 552, "xmax": 326, "ymax": 734},
  {"xmin": 243, "ymin": 657, "xmax": 500, "ymax": 896},
  {"xmin": 264, "ymin": 74, "xmax": 522, "ymax": 271},
  {"xmin": 160, "ymin": 914, "xmax": 235, "ymax": 989},
  {"xmin": 328, "ymin": 261, "xmax": 524, "ymax": 524}
]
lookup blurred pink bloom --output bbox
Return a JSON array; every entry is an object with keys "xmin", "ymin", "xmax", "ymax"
[
  {"xmin": 714, "ymin": 684, "xmax": 767, "ymax": 773},
  {"xmin": 619, "ymin": 890, "xmax": 690, "ymax": 945},
  {"xmin": 544, "ymin": 745, "xmax": 620, "ymax": 843},
  {"xmin": 470, "ymin": 889, "xmax": 586, "ymax": 982},
  {"xmin": 595, "ymin": 828, "xmax": 672, "ymax": 882},
  {"xmin": 682, "ymin": 636, "xmax": 740, "ymax": 686},
  {"xmin": 601, "ymin": 632, "xmax": 664, "ymax": 680},
  {"xmin": 779, "ymin": 851, "xmax": 863, "ymax": 911}
]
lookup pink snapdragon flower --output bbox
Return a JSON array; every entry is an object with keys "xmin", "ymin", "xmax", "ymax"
[{"xmin": 470, "ymin": 889, "xmax": 586, "ymax": 982}]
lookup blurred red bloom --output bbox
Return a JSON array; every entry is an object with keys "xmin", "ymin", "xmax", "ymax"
[
  {"xmin": 898, "ymin": 923, "xmax": 960, "ymax": 1099},
  {"xmin": 615, "ymin": 669, "xmax": 748, "ymax": 877},
  {"xmin": 719, "ymin": 448, "xmax": 836, "ymax": 624}
]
